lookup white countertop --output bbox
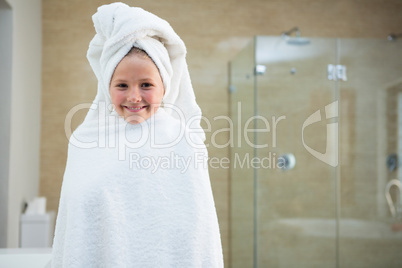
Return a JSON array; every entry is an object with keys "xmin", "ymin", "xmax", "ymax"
[{"xmin": 0, "ymin": 248, "xmax": 51, "ymax": 268}]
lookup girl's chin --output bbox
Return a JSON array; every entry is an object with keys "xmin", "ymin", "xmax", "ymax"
[
  {"xmin": 123, "ymin": 113, "xmax": 148, "ymax": 124},
  {"xmin": 126, "ymin": 118, "xmax": 145, "ymax": 125}
]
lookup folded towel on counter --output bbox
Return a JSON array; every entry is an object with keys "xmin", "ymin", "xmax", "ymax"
[{"xmin": 51, "ymin": 2, "xmax": 223, "ymax": 267}]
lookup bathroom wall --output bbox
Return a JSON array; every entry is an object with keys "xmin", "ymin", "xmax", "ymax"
[
  {"xmin": 40, "ymin": 0, "xmax": 402, "ymax": 264},
  {"xmin": 3, "ymin": 0, "xmax": 42, "ymax": 247}
]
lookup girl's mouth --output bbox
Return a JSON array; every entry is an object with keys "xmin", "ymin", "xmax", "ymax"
[{"xmin": 124, "ymin": 105, "xmax": 147, "ymax": 112}]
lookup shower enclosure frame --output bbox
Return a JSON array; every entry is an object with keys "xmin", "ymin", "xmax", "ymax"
[{"xmin": 229, "ymin": 35, "xmax": 402, "ymax": 268}]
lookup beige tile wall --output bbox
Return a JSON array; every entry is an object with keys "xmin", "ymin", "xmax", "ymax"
[{"xmin": 40, "ymin": 0, "xmax": 402, "ymax": 265}]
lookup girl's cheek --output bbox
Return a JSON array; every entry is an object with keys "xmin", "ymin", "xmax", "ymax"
[{"xmin": 112, "ymin": 90, "xmax": 125, "ymax": 102}]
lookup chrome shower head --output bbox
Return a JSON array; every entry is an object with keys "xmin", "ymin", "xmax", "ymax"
[
  {"xmin": 388, "ymin": 33, "xmax": 402, "ymax": 41},
  {"xmin": 281, "ymin": 27, "xmax": 310, "ymax": 46},
  {"xmin": 282, "ymin": 27, "xmax": 300, "ymax": 38}
]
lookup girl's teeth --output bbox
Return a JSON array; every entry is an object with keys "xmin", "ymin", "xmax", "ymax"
[{"xmin": 128, "ymin": 106, "xmax": 142, "ymax": 110}]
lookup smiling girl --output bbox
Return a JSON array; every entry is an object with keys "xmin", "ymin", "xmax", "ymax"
[{"xmin": 51, "ymin": 3, "xmax": 223, "ymax": 267}]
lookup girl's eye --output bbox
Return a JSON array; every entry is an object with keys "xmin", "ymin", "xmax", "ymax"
[
  {"xmin": 142, "ymin": 83, "xmax": 152, "ymax": 88},
  {"xmin": 116, "ymin": 83, "xmax": 128, "ymax": 89}
]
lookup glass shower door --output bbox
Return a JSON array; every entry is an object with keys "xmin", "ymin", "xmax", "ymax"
[
  {"xmin": 254, "ymin": 36, "xmax": 339, "ymax": 268},
  {"xmin": 337, "ymin": 38, "xmax": 402, "ymax": 268}
]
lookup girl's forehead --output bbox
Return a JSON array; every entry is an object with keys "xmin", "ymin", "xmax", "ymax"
[
  {"xmin": 117, "ymin": 55, "xmax": 155, "ymax": 69},
  {"xmin": 111, "ymin": 55, "xmax": 162, "ymax": 81},
  {"xmin": 123, "ymin": 53, "xmax": 157, "ymax": 68}
]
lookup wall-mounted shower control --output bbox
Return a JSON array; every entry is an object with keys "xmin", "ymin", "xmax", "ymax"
[{"xmin": 278, "ymin": 153, "xmax": 296, "ymax": 170}]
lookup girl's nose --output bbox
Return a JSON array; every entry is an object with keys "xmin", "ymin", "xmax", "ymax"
[{"xmin": 127, "ymin": 87, "xmax": 141, "ymax": 103}]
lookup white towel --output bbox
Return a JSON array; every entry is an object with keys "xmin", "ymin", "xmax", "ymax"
[{"xmin": 51, "ymin": 2, "xmax": 223, "ymax": 267}]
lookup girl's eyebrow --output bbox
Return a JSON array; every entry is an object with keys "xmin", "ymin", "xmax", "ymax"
[
  {"xmin": 111, "ymin": 76, "xmax": 159, "ymax": 84},
  {"xmin": 139, "ymin": 78, "xmax": 154, "ymax": 81},
  {"xmin": 111, "ymin": 78, "xmax": 127, "ymax": 83}
]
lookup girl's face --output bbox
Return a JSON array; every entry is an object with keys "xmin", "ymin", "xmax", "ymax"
[{"xmin": 110, "ymin": 54, "xmax": 165, "ymax": 124}]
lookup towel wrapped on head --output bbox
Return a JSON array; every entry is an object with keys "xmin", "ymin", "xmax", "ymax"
[{"xmin": 85, "ymin": 2, "xmax": 204, "ymax": 140}]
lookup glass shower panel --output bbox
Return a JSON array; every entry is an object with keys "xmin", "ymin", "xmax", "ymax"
[
  {"xmin": 338, "ymin": 38, "xmax": 402, "ymax": 268},
  {"xmin": 229, "ymin": 38, "xmax": 256, "ymax": 268},
  {"xmin": 255, "ymin": 36, "xmax": 338, "ymax": 268}
]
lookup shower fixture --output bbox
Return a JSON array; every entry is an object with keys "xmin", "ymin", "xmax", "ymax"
[
  {"xmin": 255, "ymin": 64, "xmax": 266, "ymax": 75},
  {"xmin": 278, "ymin": 153, "xmax": 296, "ymax": 171},
  {"xmin": 386, "ymin": 153, "xmax": 398, "ymax": 172},
  {"xmin": 282, "ymin": 27, "xmax": 301, "ymax": 37},
  {"xmin": 281, "ymin": 27, "xmax": 310, "ymax": 45},
  {"xmin": 388, "ymin": 33, "xmax": 402, "ymax": 41}
]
